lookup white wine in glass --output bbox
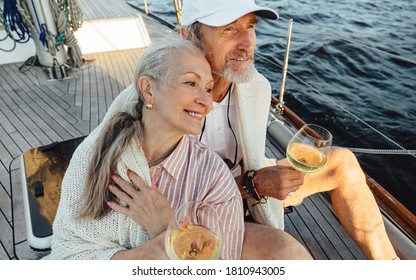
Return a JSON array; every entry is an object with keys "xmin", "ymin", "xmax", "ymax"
[
  {"xmin": 165, "ymin": 201, "xmax": 223, "ymax": 260},
  {"xmin": 286, "ymin": 124, "xmax": 332, "ymax": 173}
]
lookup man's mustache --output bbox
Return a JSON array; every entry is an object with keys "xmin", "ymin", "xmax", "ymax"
[{"xmin": 227, "ymin": 50, "xmax": 254, "ymax": 61}]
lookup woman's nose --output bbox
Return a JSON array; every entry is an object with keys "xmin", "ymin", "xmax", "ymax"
[{"xmin": 196, "ymin": 90, "xmax": 213, "ymax": 108}]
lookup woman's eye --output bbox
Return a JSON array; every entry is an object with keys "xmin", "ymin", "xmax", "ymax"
[
  {"xmin": 186, "ymin": 81, "xmax": 196, "ymax": 87},
  {"xmin": 206, "ymin": 88, "xmax": 212, "ymax": 94}
]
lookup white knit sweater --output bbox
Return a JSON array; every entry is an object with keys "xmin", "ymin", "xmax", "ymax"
[
  {"xmin": 233, "ymin": 69, "xmax": 284, "ymax": 229},
  {"xmin": 93, "ymin": 69, "xmax": 285, "ymax": 230},
  {"xmin": 44, "ymin": 132, "xmax": 152, "ymax": 260}
]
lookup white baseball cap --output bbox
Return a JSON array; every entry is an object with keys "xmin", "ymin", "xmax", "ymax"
[{"xmin": 181, "ymin": 0, "xmax": 279, "ymax": 27}]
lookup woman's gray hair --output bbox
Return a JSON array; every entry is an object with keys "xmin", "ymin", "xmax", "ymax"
[{"xmin": 78, "ymin": 36, "xmax": 205, "ymax": 219}]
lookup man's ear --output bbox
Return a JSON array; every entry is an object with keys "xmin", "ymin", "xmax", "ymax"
[
  {"xmin": 179, "ymin": 26, "xmax": 186, "ymax": 38},
  {"xmin": 138, "ymin": 76, "xmax": 153, "ymax": 103}
]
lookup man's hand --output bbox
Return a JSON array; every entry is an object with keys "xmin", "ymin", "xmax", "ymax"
[{"xmin": 253, "ymin": 165, "xmax": 304, "ymax": 200}]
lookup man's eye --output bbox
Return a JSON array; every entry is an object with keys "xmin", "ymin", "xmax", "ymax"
[{"xmin": 223, "ymin": 26, "xmax": 236, "ymax": 33}]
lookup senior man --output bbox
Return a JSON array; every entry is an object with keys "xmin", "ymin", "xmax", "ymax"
[{"xmin": 178, "ymin": 0, "xmax": 397, "ymax": 260}]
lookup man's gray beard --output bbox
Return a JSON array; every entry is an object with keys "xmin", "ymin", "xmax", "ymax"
[{"xmin": 219, "ymin": 61, "xmax": 254, "ymax": 83}]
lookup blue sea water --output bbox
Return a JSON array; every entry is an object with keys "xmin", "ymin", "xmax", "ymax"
[{"xmin": 134, "ymin": 0, "xmax": 416, "ymax": 214}]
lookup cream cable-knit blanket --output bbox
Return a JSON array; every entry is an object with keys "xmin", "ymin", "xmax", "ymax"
[{"xmin": 97, "ymin": 69, "xmax": 285, "ymax": 229}]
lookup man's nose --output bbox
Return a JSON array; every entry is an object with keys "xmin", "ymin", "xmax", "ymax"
[{"xmin": 237, "ymin": 29, "xmax": 256, "ymax": 51}]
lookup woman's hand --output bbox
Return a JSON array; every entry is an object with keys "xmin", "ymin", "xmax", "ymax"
[{"xmin": 107, "ymin": 170, "xmax": 173, "ymax": 238}]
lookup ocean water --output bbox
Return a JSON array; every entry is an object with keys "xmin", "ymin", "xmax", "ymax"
[{"xmin": 134, "ymin": 0, "xmax": 416, "ymax": 214}]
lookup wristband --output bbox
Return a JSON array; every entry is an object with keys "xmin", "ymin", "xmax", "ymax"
[{"xmin": 241, "ymin": 170, "xmax": 261, "ymax": 201}]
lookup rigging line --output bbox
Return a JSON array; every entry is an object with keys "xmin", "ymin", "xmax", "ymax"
[
  {"xmin": 278, "ymin": 16, "xmax": 416, "ymax": 66},
  {"xmin": 286, "ymin": 69, "xmax": 416, "ymax": 159},
  {"xmin": 345, "ymin": 148, "xmax": 416, "ymax": 155},
  {"xmin": 254, "ymin": 54, "xmax": 415, "ymax": 158}
]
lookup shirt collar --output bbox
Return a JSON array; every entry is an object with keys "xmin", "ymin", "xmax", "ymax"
[
  {"xmin": 153, "ymin": 135, "xmax": 189, "ymax": 180},
  {"xmin": 213, "ymin": 83, "xmax": 235, "ymax": 107}
]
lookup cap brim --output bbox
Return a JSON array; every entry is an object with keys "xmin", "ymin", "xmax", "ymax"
[{"xmin": 183, "ymin": 3, "xmax": 278, "ymax": 27}]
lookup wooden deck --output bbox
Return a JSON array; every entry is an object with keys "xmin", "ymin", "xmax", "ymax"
[{"xmin": 0, "ymin": 0, "xmax": 365, "ymax": 260}]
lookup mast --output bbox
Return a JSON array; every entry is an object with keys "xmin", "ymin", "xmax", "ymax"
[{"xmin": 276, "ymin": 19, "xmax": 293, "ymax": 114}]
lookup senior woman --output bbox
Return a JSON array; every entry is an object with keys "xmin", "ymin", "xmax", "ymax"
[{"xmin": 44, "ymin": 37, "xmax": 244, "ymax": 260}]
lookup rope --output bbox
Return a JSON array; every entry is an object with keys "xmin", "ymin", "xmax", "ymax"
[
  {"xmin": 29, "ymin": 0, "xmax": 49, "ymax": 47},
  {"xmin": 0, "ymin": 7, "xmax": 18, "ymax": 51},
  {"xmin": 18, "ymin": 55, "xmax": 39, "ymax": 73},
  {"xmin": 16, "ymin": 1, "xmax": 37, "ymax": 37},
  {"xmin": 48, "ymin": 0, "xmax": 83, "ymax": 68},
  {"xmin": 66, "ymin": 0, "xmax": 82, "ymax": 32},
  {"xmin": 63, "ymin": 0, "xmax": 83, "ymax": 67},
  {"xmin": 2, "ymin": 0, "xmax": 83, "ymax": 68},
  {"xmin": 1, "ymin": 0, "xmax": 31, "ymax": 45},
  {"xmin": 346, "ymin": 148, "xmax": 416, "ymax": 156},
  {"xmin": 286, "ymin": 68, "xmax": 415, "ymax": 159},
  {"xmin": 254, "ymin": 21, "xmax": 415, "ymax": 159}
]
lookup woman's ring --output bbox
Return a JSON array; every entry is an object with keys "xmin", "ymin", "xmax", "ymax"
[{"xmin": 288, "ymin": 191, "xmax": 295, "ymax": 196}]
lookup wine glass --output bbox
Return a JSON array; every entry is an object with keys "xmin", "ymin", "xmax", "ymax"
[
  {"xmin": 286, "ymin": 124, "xmax": 332, "ymax": 173},
  {"xmin": 165, "ymin": 201, "xmax": 223, "ymax": 260}
]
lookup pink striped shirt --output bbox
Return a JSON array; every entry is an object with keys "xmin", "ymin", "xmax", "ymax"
[{"xmin": 151, "ymin": 135, "xmax": 244, "ymax": 260}]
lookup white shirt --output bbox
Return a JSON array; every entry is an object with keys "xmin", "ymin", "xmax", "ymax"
[{"xmin": 199, "ymin": 88, "xmax": 243, "ymax": 177}]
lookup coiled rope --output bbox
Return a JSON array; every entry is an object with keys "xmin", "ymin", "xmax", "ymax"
[
  {"xmin": 2, "ymin": 0, "xmax": 83, "ymax": 68},
  {"xmin": 1, "ymin": 1, "xmax": 39, "ymax": 71},
  {"xmin": 1, "ymin": 0, "xmax": 31, "ymax": 50},
  {"xmin": 1, "ymin": 7, "xmax": 17, "ymax": 52},
  {"xmin": 49, "ymin": 0, "xmax": 83, "ymax": 68},
  {"xmin": 255, "ymin": 18, "xmax": 416, "ymax": 158}
]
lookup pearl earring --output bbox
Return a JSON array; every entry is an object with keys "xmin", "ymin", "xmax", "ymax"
[{"xmin": 145, "ymin": 103, "xmax": 153, "ymax": 110}]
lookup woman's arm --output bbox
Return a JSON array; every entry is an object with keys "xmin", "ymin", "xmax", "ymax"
[
  {"xmin": 111, "ymin": 231, "xmax": 168, "ymax": 260},
  {"xmin": 47, "ymin": 139, "xmax": 166, "ymax": 260}
]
